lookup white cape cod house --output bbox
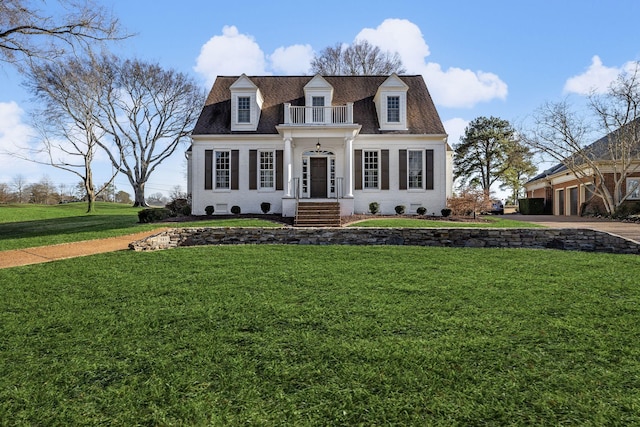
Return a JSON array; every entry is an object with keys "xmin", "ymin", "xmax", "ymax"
[{"xmin": 187, "ymin": 73, "xmax": 452, "ymax": 219}]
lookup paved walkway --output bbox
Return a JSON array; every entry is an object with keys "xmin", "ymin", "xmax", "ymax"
[
  {"xmin": 0, "ymin": 229, "xmax": 167, "ymax": 269},
  {"xmin": 2, "ymin": 217, "xmax": 639, "ymax": 269},
  {"xmin": 514, "ymin": 215, "xmax": 640, "ymax": 243}
]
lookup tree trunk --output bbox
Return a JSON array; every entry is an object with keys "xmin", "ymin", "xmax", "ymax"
[
  {"xmin": 84, "ymin": 173, "xmax": 96, "ymax": 213},
  {"xmin": 132, "ymin": 183, "xmax": 148, "ymax": 207}
]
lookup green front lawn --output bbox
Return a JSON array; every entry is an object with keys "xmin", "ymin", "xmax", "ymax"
[
  {"xmin": 0, "ymin": 203, "xmax": 284, "ymax": 250},
  {"xmin": 349, "ymin": 216, "xmax": 544, "ymax": 228},
  {"xmin": 1, "ymin": 245, "xmax": 638, "ymax": 425}
]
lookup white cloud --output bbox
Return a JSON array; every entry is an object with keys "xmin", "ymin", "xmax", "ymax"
[
  {"xmin": 0, "ymin": 102, "xmax": 32, "ymax": 148},
  {"xmin": 194, "ymin": 25, "xmax": 269, "ymax": 86},
  {"xmin": 355, "ymin": 19, "xmax": 430, "ymax": 72},
  {"xmin": 194, "ymin": 20, "xmax": 507, "ymax": 108},
  {"xmin": 356, "ymin": 18, "xmax": 507, "ymax": 108},
  {"xmin": 564, "ymin": 56, "xmax": 618, "ymax": 95},
  {"xmin": 269, "ymin": 44, "xmax": 314, "ymax": 75},
  {"xmin": 0, "ymin": 101, "xmax": 41, "ymax": 181},
  {"xmin": 443, "ymin": 117, "xmax": 468, "ymax": 147},
  {"xmin": 423, "ymin": 64, "xmax": 508, "ymax": 108},
  {"xmin": 564, "ymin": 55, "xmax": 628, "ymax": 95}
]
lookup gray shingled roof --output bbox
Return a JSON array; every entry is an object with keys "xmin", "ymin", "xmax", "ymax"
[{"xmin": 192, "ymin": 75, "xmax": 445, "ymax": 135}]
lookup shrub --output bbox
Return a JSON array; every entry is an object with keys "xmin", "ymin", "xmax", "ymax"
[
  {"xmin": 395, "ymin": 205, "xmax": 406, "ymax": 215},
  {"xmin": 231, "ymin": 205, "xmax": 241, "ymax": 215},
  {"xmin": 518, "ymin": 198, "xmax": 545, "ymax": 215},
  {"xmin": 581, "ymin": 200, "xmax": 603, "ymax": 217},
  {"xmin": 369, "ymin": 202, "xmax": 380, "ymax": 215},
  {"xmin": 613, "ymin": 201, "xmax": 640, "ymax": 219},
  {"xmin": 205, "ymin": 205, "xmax": 214, "ymax": 216},
  {"xmin": 448, "ymin": 189, "xmax": 491, "ymax": 217},
  {"xmin": 441, "ymin": 208, "xmax": 452, "ymax": 217},
  {"xmin": 260, "ymin": 202, "xmax": 271, "ymax": 214},
  {"xmin": 138, "ymin": 208, "xmax": 171, "ymax": 223},
  {"xmin": 416, "ymin": 206, "xmax": 427, "ymax": 215},
  {"xmin": 165, "ymin": 198, "xmax": 191, "ymax": 217}
]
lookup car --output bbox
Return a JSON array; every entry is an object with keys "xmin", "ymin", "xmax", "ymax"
[{"xmin": 490, "ymin": 199, "xmax": 504, "ymax": 215}]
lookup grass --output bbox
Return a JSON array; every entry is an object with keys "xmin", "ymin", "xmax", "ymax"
[
  {"xmin": 349, "ymin": 215, "xmax": 544, "ymax": 228},
  {"xmin": 0, "ymin": 203, "xmax": 284, "ymax": 250},
  {"xmin": 0, "ymin": 204, "xmax": 544, "ymax": 251},
  {"xmin": 1, "ymin": 245, "xmax": 639, "ymax": 425}
]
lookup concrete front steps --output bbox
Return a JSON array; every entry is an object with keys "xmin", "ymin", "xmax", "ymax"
[{"xmin": 295, "ymin": 202, "xmax": 341, "ymax": 227}]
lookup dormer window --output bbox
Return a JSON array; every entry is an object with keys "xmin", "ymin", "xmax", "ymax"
[
  {"xmin": 374, "ymin": 74, "xmax": 409, "ymax": 131},
  {"xmin": 303, "ymin": 75, "xmax": 334, "ymax": 124},
  {"xmin": 237, "ymin": 96, "xmax": 251, "ymax": 123},
  {"xmin": 387, "ymin": 96, "xmax": 400, "ymax": 122},
  {"xmin": 230, "ymin": 74, "xmax": 263, "ymax": 131}
]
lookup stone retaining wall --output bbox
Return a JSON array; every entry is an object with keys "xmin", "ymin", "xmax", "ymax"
[{"xmin": 129, "ymin": 227, "xmax": 640, "ymax": 254}]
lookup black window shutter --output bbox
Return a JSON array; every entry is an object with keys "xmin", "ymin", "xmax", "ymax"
[
  {"xmin": 399, "ymin": 149, "xmax": 407, "ymax": 190},
  {"xmin": 276, "ymin": 150, "xmax": 283, "ymax": 190},
  {"xmin": 249, "ymin": 150, "xmax": 257, "ymax": 190},
  {"xmin": 231, "ymin": 150, "xmax": 239, "ymax": 190},
  {"xmin": 354, "ymin": 149, "xmax": 362, "ymax": 190},
  {"xmin": 204, "ymin": 149, "xmax": 213, "ymax": 190},
  {"xmin": 426, "ymin": 149, "xmax": 434, "ymax": 190},
  {"xmin": 381, "ymin": 149, "xmax": 389, "ymax": 190}
]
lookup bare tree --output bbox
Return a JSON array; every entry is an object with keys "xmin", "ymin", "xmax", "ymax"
[
  {"xmin": 93, "ymin": 56, "xmax": 203, "ymax": 206},
  {"xmin": 169, "ymin": 185, "xmax": 186, "ymax": 200},
  {"xmin": 11, "ymin": 174, "xmax": 27, "ymax": 203},
  {"xmin": 523, "ymin": 63, "xmax": 640, "ymax": 214},
  {"xmin": 27, "ymin": 175, "xmax": 58, "ymax": 204},
  {"xmin": 310, "ymin": 40, "xmax": 405, "ymax": 75},
  {"xmin": 114, "ymin": 190, "xmax": 131, "ymax": 204},
  {"xmin": 24, "ymin": 54, "xmax": 118, "ymax": 212},
  {"xmin": 0, "ymin": 183, "xmax": 12, "ymax": 203},
  {"xmin": 0, "ymin": 0, "xmax": 125, "ymax": 69}
]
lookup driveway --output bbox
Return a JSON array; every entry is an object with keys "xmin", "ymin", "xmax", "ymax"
[{"xmin": 514, "ymin": 215, "xmax": 640, "ymax": 243}]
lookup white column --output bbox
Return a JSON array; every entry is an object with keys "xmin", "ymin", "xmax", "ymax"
[
  {"xmin": 344, "ymin": 137, "xmax": 354, "ymax": 198},
  {"xmin": 284, "ymin": 137, "xmax": 292, "ymax": 197}
]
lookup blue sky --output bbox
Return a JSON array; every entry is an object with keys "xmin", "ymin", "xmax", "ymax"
[{"xmin": 2, "ymin": 0, "xmax": 640, "ymax": 198}]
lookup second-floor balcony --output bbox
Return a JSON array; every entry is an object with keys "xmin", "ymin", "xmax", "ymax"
[{"xmin": 283, "ymin": 103, "xmax": 354, "ymax": 125}]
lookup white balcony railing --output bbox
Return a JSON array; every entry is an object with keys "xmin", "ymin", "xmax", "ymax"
[{"xmin": 283, "ymin": 103, "xmax": 354, "ymax": 125}]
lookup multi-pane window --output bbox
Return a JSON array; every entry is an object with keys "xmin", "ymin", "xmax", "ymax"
[
  {"xmin": 215, "ymin": 151, "xmax": 230, "ymax": 189},
  {"xmin": 302, "ymin": 158, "xmax": 308, "ymax": 195},
  {"xmin": 387, "ymin": 96, "xmax": 400, "ymax": 122},
  {"xmin": 364, "ymin": 150, "xmax": 379, "ymax": 189},
  {"xmin": 237, "ymin": 96, "xmax": 251, "ymax": 123},
  {"xmin": 259, "ymin": 151, "xmax": 274, "ymax": 189},
  {"xmin": 330, "ymin": 158, "xmax": 336, "ymax": 195},
  {"xmin": 408, "ymin": 150, "xmax": 423, "ymax": 189},
  {"xmin": 627, "ymin": 178, "xmax": 640, "ymax": 199}
]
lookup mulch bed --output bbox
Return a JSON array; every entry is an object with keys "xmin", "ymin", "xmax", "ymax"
[{"xmin": 161, "ymin": 214, "xmax": 488, "ymax": 227}]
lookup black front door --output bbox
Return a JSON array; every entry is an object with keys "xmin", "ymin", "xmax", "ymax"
[{"xmin": 310, "ymin": 157, "xmax": 328, "ymax": 198}]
